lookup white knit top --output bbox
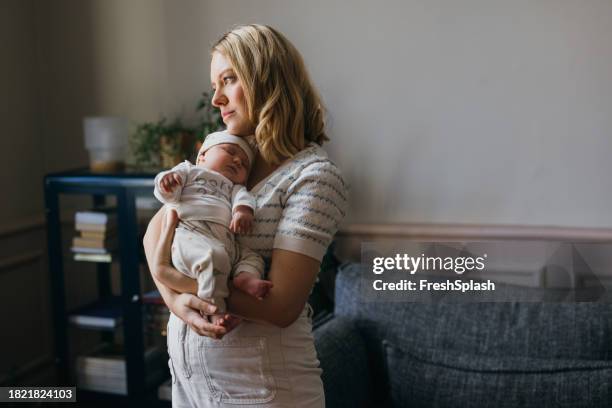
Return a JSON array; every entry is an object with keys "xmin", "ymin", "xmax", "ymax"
[{"xmin": 237, "ymin": 143, "xmax": 348, "ymax": 269}]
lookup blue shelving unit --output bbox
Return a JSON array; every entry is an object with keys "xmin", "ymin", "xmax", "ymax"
[{"xmin": 44, "ymin": 168, "xmax": 157, "ymax": 402}]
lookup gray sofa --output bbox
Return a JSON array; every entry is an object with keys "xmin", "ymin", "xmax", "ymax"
[{"xmin": 313, "ymin": 262, "xmax": 612, "ymax": 408}]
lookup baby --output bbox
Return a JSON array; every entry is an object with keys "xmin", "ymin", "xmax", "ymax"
[{"xmin": 153, "ymin": 131, "xmax": 272, "ymax": 325}]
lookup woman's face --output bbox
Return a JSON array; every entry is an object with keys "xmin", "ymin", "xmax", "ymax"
[{"xmin": 210, "ymin": 51, "xmax": 255, "ymax": 136}]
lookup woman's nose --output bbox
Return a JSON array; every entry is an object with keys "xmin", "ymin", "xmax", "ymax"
[{"xmin": 211, "ymin": 88, "xmax": 226, "ymax": 107}]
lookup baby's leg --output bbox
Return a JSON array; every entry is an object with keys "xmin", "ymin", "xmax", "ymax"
[
  {"xmin": 233, "ymin": 271, "xmax": 274, "ymax": 300},
  {"xmin": 173, "ymin": 228, "xmax": 228, "ymax": 312}
]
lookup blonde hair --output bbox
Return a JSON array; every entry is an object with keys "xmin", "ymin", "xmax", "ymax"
[{"xmin": 213, "ymin": 24, "xmax": 328, "ymax": 165}]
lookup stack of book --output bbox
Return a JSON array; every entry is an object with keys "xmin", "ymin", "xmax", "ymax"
[
  {"xmin": 71, "ymin": 208, "xmax": 117, "ymax": 263},
  {"xmin": 69, "ymin": 296, "xmax": 123, "ymax": 330},
  {"xmin": 76, "ymin": 343, "xmax": 167, "ymax": 395}
]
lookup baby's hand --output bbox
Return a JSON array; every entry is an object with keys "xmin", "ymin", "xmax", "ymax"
[
  {"xmin": 160, "ymin": 172, "xmax": 182, "ymax": 194},
  {"xmin": 230, "ymin": 206, "xmax": 253, "ymax": 234}
]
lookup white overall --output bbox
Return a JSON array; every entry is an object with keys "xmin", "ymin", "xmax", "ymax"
[{"xmin": 166, "ymin": 305, "xmax": 324, "ymax": 407}]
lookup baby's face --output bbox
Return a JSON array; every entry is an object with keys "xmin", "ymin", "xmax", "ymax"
[{"xmin": 197, "ymin": 143, "xmax": 249, "ymax": 184}]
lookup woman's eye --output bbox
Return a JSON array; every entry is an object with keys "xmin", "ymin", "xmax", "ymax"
[{"xmin": 223, "ymin": 76, "xmax": 234, "ymax": 84}]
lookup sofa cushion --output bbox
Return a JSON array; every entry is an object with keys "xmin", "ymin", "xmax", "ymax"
[
  {"xmin": 384, "ymin": 340, "xmax": 612, "ymax": 408},
  {"xmin": 313, "ymin": 317, "xmax": 371, "ymax": 408},
  {"xmin": 335, "ymin": 262, "xmax": 612, "ymax": 361}
]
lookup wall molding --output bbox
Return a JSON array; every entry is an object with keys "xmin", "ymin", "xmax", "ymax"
[
  {"xmin": 0, "ymin": 214, "xmax": 45, "ymax": 239},
  {"xmin": 0, "ymin": 211, "xmax": 78, "ymax": 240},
  {"xmin": 338, "ymin": 222, "xmax": 612, "ymax": 242},
  {"xmin": 0, "ymin": 355, "xmax": 55, "ymax": 386},
  {"xmin": 335, "ymin": 222, "xmax": 612, "ymax": 261},
  {"xmin": 0, "ymin": 250, "xmax": 45, "ymax": 274},
  {"xmin": 6, "ymin": 217, "xmax": 612, "ymax": 243},
  {"xmin": 0, "ymin": 215, "xmax": 51, "ymax": 384}
]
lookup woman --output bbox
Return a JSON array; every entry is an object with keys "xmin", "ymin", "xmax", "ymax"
[{"xmin": 144, "ymin": 24, "xmax": 347, "ymax": 407}]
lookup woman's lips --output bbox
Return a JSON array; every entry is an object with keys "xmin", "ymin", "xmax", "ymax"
[{"xmin": 222, "ymin": 110, "xmax": 235, "ymax": 118}]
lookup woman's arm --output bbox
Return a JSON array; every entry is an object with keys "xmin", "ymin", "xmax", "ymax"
[
  {"xmin": 154, "ymin": 264, "xmax": 198, "ymax": 294},
  {"xmin": 143, "ymin": 206, "xmax": 230, "ymax": 338},
  {"xmin": 227, "ymin": 249, "xmax": 320, "ymax": 328}
]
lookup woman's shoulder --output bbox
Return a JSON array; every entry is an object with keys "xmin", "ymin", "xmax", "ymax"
[
  {"xmin": 282, "ymin": 144, "xmax": 348, "ymax": 205},
  {"xmin": 287, "ymin": 143, "xmax": 345, "ymax": 180},
  {"xmin": 256, "ymin": 143, "xmax": 346, "ymax": 198}
]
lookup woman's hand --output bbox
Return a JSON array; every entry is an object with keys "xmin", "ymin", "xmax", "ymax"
[{"xmin": 145, "ymin": 207, "xmax": 241, "ymax": 338}]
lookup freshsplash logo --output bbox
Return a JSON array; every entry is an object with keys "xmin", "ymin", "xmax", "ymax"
[
  {"xmin": 372, "ymin": 253, "xmax": 488, "ymax": 275},
  {"xmin": 362, "ymin": 243, "xmax": 497, "ymax": 298}
]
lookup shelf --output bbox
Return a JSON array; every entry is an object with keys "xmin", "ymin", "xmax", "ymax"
[
  {"xmin": 68, "ymin": 297, "xmax": 123, "ymax": 330},
  {"xmin": 76, "ymin": 343, "xmax": 167, "ymax": 396},
  {"xmin": 45, "ymin": 168, "xmax": 159, "ymax": 402},
  {"xmin": 142, "ymin": 290, "xmax": 164, "ymax": 305},
  {"xmin": 72, "ymin": 253, "xmax": 113, "ymax": 263}
]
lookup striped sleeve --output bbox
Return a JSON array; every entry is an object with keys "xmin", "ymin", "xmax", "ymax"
[{"xmin": 273, "ymin": 161, "xmax": 348, "ymax": 262}]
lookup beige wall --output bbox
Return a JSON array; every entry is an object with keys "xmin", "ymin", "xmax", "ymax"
[
  {"xmin": 36, "ymin": 0, "xmax": 168, "ymax": 174},
  {"xmin": 0, "ymin": 0, "xmax": 44, "ymax": 225},
  {"xmin": 0, "ymin": 0, "xmax": 50, "ymax": 382},
  {"xmin": 8, "ymin": 0, "xmax": 612, "ymax": 229},
  {"xmin": 160, "ymin": 0, "xmax": 612, "ymax": 229}
]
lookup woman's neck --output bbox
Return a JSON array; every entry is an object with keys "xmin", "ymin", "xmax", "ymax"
[{"xmin": 247, "ymin": 152, "xmax": 280, "ymax": 190}]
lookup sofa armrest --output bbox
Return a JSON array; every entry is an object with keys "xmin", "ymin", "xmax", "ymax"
[{"xmin": 314, "ymin": 317, "xmax": 371, "ymax": 408}]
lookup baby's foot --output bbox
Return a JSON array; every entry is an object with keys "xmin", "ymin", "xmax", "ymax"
[
  {"xmin": 210, "ymin": 314, "xmax": 226, "ymax": 326},
  {"xmin": 233, "ymin": 273, "xmax": 274, "ymax": 300}
]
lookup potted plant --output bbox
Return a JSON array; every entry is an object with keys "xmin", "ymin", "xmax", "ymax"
[
  {"xmin": 129, "ymin": 92, "xmax": 224, "ymax": 170},
  {"xmin": 129, "ymin": 117, "xmax": 192, "ymax": 170},
  {"xmin": 158, "ymin": 119, "xmax": 195, "ymax": 169}
]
